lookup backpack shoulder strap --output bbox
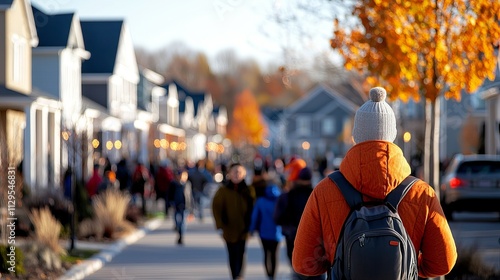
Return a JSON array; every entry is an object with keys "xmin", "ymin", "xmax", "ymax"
[
  {"xmin": 385, "ymin": 176, "xmax": 419, "ymax": 211},
  {"xmin": 328, "ymin": 171, "xmax": 363, "ymax": 209}
]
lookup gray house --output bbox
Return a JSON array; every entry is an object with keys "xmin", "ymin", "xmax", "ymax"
[{"xmin": 282, "ymin": 83, "xmax": 360, "ymax": 168}]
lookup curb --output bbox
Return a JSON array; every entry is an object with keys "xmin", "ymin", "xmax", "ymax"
[{"xmin": 58, "ymin": 218, "xmax": 163, "ymax": 280}]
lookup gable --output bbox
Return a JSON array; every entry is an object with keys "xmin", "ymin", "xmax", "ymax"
[
  {"xmin": 287, "ymin": 84, "xmax": 357, "ymax": 116},
  {"xmin": 81, "ymin": 20, "xmax": 122, "ymax": 74},
  {"xmin": 164, "ymin": 80, "xmax": 206, "ymax": 116},
  {"xmin": 294, "ymin": 89, "xmax": 335, "ymax": 114},
  {"xmin": 5, "ymin": 0, "xmax": 37, "ymax": 46},
  {"xmin": 114, "ymin": 22, "xmax": 138, "ymax": 83},
  {"xmin": 32, "ymin": 5, "xmax": 72, "ymax": 47}
]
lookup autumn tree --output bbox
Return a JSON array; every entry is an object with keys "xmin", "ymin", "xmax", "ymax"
[
  {"xmin": 227, "ymin": 89, "xmax": 268, "ymax": 147},
  {"xmin": 330, "ymin": 0, "xmax": 500, "ymax": 192}
]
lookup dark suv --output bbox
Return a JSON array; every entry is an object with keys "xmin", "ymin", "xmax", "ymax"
[{"xmin": 440, "ymin": 154, "xmax": 500, "ymax": 220}]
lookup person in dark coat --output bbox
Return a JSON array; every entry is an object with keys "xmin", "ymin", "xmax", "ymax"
[
  {"xmin": 131, "ymin": 161, "xmax": 150, "ymax": 215},
  {"xmin": 249, "ymin": 184, "xmax": 283, "ymax": 280},
  {"xmin": 116, "ymin": 158, "xmax": 131, "ymax": 192},
  {"xmin": 212, "ymin": 163, "xmax": 256, "ymax": 280},
  {"xmin": 171, "ymin": 169, "xmax": 192, "ymax": 245},
  {"xmin": 274, "ymin": 167, "xmax": 326, "ymax": 280},
  {"xmin": 155, "ymin": 159, "xmax": 174, "ymax": 217},
  {"xmin": 63, "ymin": 167, "xmax": 72, "ymax": 200},
  {"xmin": 187, "ymin": 160, "xmax": 210, "ymax": 221}
]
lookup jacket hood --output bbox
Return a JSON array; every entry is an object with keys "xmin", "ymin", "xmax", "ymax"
[
  {"xmin": 339, "ymin": 141, "xmax": 411, "ymax": 200},
  {"xmin": 264, "ymin": 185, "xmax": 281, "ymax": 199}
]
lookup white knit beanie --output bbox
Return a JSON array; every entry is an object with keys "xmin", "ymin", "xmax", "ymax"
[{"xmin": 352, "ymin": 87, "xmax": 397, "ymax": 144}]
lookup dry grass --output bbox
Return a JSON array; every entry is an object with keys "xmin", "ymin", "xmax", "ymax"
[
  {"xmin": 92, "ymin": 189, "xmax": 131, "ymax": 239},
  {"xmin": 29, "ymin": 207, "xmax": 65, "ymax": 255}
]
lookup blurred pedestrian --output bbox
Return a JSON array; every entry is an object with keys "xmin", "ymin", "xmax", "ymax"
[
  {"xmin": 249, "ymin": 183, "xmax": 283, "ymax": 280},
  {"xmin": 155, "ymin": 159, "xmax": 174, "ymax": 218},
  {"xmin": 63, "ymin": 166, "xmax": 72, "ymax": 200},
  {"xmin": 274, "ymin": 167, "xmax": 325, "ymax": 280},
  {"xmin": 116, "ymin": 158, "xmax": 131, "ymax": 192},
  {"xmin": 251, "ymin": 156, "xmax": 268, "ymax": 198},
  {"xmin": 131, "ymin": 161, "xmax": 150, "ymax": 215},
  {"xmin": 188, "ymin": 160, "xmax": 210, "ymax": 221},
  {"xmin": 212, "ymin": 163, "xmax": 256, "ymax": 280},
  {"xmin": 283, "ymin": 157, "xmax": 307, "ymax": 191},
  {"xmin": 97, "ymin": 170, "xmax": 119, "ymax": 194},
  {"xmin": 171, "ymin": 169, "xmax": 191, "ymax": 245},
  {"xmin": 85, "ymin": 164, "xmax": 102, "ymax": 200}
]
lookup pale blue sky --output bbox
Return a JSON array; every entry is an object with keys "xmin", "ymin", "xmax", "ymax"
[{"xmin": 31, "ymin": 0, "xmax": 334, "ymax": 67}]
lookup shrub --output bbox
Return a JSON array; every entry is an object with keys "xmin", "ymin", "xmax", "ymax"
[
  {"xmin": 29, "ymin": 207, "xmax": 65, "ymax": 255},
  {"xmin": 24, "ymin": 189, "xmax": 73, "ymax": 227},
  {"xmin": 0, "ymin": 244, "xmax": 25, "ymax": 276},
  {"xmin": 93, "ymin": 189, "xmax": 131, "ymax": 239}
]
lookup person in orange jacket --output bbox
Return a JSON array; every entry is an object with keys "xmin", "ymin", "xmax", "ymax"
[{"xmin": 292, "ymin": 87, "xmax": 457, "ymax": 278}]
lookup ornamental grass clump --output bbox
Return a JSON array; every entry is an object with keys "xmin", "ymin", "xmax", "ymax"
[
  {"xmin": 93, "ymin": 189, "xmax": 131, "ymax": 239},
  {"xmin": 29, "ymin": 207, "xmax": 65, "ymax": 255}
]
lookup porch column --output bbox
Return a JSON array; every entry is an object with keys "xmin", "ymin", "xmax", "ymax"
[
  {"xmin": 23, "ymin": 105, "xmax": 36, "ymax": 192},
  {"xmin": 36, "ymin": 106, "xmax": 49, "ymax": 189},
  {"xmin": 49, "ymin": 110, "xmax": 61, "ymax": 187}
]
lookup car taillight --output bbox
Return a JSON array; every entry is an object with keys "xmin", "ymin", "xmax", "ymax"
[{"xmin": 449, "ymin": 177, "xmax": 463, "ymax": 188}]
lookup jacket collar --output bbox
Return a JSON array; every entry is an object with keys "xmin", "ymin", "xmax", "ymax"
[{"xmin": 339, "ymin": 141, "xmax": 411, "ymax": 200}]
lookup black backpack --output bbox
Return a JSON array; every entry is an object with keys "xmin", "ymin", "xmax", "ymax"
[{"xmin": 328, "ymin": 171, "xmax": 419, "ymax": 280}]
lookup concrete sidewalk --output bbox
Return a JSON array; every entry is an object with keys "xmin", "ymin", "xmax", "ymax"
[{"xmin": 58, "ymin": 210, "xmax": 294, "ymax": 280}]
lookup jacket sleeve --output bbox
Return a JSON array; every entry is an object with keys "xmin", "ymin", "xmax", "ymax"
[
  {"xmin": 292, "ymin": 189, "xmax": 329, "ymax": 276},
  {"xmin": 249, "ymin": 200, "xmax": 261, "ymax": 233},
  {"xmin": 211, "ymin": 188, "xmax": 224, "ymax": 230},
  {"xmin": 418, "ymin": 188, "xmax": 457, "ymax": 278}
]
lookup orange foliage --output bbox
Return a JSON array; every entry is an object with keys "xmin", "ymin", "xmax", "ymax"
[
  {"xmin": 227, "ymin": 89, "xmax": 268, "ymax": 146},
  {"xmin": 330, "ymin": 0, "xmax": 500, "ymax": 102}
]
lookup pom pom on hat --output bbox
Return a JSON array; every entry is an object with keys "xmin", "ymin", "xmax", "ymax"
[{"xmin": 352, "ymin": 87, "xmax": 397, "ymax": 144}]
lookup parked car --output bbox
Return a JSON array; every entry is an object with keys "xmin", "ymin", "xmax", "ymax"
[{"xmin": 440, "ymin": 154, "xmax": 500, "ymax": 220}]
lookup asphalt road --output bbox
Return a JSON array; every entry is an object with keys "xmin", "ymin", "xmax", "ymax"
[{"xmin": 448, "ymin": 212, "xmax": 500, "ymax": 271}]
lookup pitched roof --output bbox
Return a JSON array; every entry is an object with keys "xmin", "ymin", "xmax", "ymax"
[
  {"xmin": 163, "ymin": 80, "xmax": 206, "ymax": 116},
  {"xmin": 80, "ymin": 20, "xmax": 123, "ymax": 74},
  {"xmin": 0, "ymin": 0, "xmax": 14, "ymax": 6},
  {"xmin": 31, "ymin": 5, "xmax": 73, "ymax": 47},
  {"xmin": 261, "ymin": 106, "xmax": 284, "ymax": 122}
]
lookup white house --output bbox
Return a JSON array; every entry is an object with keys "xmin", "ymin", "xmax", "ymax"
[{"xmin": 31, "ymin": 5, "xmax": 90, "ymax": 182}]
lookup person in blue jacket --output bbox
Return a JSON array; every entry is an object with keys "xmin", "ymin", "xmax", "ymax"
[{"xmin": 249, "ymin": 183, "xmax": 283, "ymax": 280}]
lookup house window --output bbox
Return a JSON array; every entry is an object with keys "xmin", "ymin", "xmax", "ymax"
[
  {"xmin": 322, "ymin": 118, "xmax": 335, "ymax": 136},
  {"xmin": 296, "ymin": 116, "xmax": 310, "ymax": 135},
  {"xmin": 12, "ymin": 35, "xmax": 26, "ymax": 84}
]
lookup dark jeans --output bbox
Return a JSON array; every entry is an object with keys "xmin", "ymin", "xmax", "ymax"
[
  {"xmin": 225, "ymin": 239, "xmax": 247, "ymax": 280},
  {"xmin": 192, "ymin": 190, "xmax": 205, "ymax": 219},
  {"xmin": 174, "ymin": 205, "xmax": 186, "ymax": 238},
  {"xmin": 285, "ymin": 234, "xmax": 295, "ymax": 265},
  {"xmin": 261, "ymin": 238, "xmax": 280, "ymax": 279}
]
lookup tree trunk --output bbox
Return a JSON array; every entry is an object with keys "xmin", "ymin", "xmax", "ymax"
[
  {"xmin": 424, "ymin": 98, "xmax": 441, "ymax": 195},
  {"xmin": 431, "ymin": 98, "xmax": 441, "ymax": 198},
  {"xmin": 424, "ymin": 99, "xmax": 432, "ymax": 183},
  {"xmin": 424, "ymin": 98, "xmax": 444, "ymax": 280}
]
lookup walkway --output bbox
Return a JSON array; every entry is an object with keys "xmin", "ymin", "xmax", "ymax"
[{"xmin": 60, "ymin": 209, "xmax": 293, "ymax": 280}]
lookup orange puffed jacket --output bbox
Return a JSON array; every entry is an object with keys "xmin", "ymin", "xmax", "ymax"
[{"xmin": 292, "ymin": 141, "xmax": 457, "ymax": 278}]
